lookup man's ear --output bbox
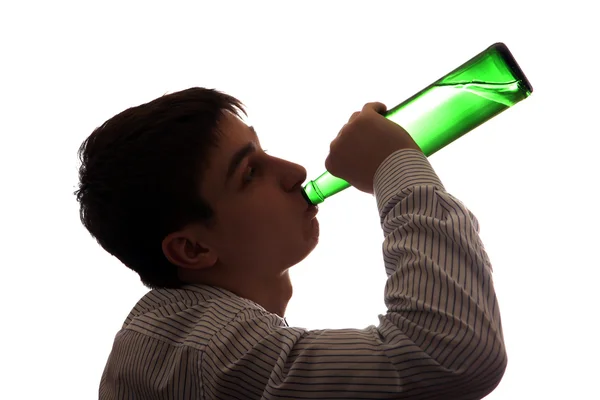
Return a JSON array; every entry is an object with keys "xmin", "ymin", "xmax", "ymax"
[{"xmin": 162, "ymin": 230, "xmax": 218, "ymax": 270}]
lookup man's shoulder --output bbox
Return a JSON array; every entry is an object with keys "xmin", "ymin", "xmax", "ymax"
[{"xmin": 117, "ymin": 284, "xmax": 273, "ymax": 350}]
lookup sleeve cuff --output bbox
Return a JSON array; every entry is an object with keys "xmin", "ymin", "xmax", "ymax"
[{"xmin": 373, "ymin": 149, "xmax": 446, "ymax": 214}]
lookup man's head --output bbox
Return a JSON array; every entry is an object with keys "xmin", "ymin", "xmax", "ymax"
[{"xmin": 75, "ymin": 88, "xmax": 319, "ymax": 292}]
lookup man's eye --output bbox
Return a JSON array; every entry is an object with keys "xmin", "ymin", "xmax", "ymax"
[
  {"xmin": 242, "ymin": 150, "xmax": 268, "ymax": 185},
  {"xmin": 243, "ymin": 166, "xmax": 257, "ymax": 184}
]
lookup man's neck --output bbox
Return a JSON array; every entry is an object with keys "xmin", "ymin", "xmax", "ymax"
[
  {"xmin": 180, "ymin": 268, "xmax": 293, "ymax": 318},
  {"xmin": 239, "ymin": 270, "xmax": 293, "ymax": 318}
]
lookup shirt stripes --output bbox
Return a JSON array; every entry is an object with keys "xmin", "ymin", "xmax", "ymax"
[{"xmin": 99, "ymin": 148, "xmax": 506, "ymax": 399}]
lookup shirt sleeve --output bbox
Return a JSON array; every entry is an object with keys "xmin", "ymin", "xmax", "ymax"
[{"xmin": 203, "ymin": 149, "xmax": 507, "ymax": 400}]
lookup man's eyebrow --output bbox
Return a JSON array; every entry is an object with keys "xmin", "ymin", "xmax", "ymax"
[{"xmin": 225, "ymin": 126, "xmax": 260, "ymax": 183}]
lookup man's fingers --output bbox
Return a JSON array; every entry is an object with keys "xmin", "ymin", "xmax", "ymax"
[
  {"xmin": 362, "ymin": 102, "xmax": 387, "ymax": 115},
  {"xmin": 348, "ymin": 111, "xmax": 361, "ymax": 123},
  {"xmin": 348, "ymin": 102, "xmax": 387, "ymax": 124}
]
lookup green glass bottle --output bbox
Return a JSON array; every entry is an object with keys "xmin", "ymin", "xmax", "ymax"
[{"xmin": 302, "ymin": 42, "xmax": 533, "ymax": 206}]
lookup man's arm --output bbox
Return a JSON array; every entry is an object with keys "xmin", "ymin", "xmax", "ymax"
[{"xmin": 202, "ymin": 149, "xmax": 506, "ymax": 399}]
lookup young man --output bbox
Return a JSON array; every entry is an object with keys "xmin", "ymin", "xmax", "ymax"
[{"xmin": 75, "ymin": 88, "xmax": 506, "ymax": 399}]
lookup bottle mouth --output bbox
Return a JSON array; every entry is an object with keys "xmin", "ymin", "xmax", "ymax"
[
  {"xmin": 302, "ymin": 182, "xmax": 325, "ymax": 206},
  {"xmin": 301, "ymin": 187, "xmax": 313, "ymax": 206}
]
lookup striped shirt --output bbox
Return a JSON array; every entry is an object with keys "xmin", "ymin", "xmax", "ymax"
[{"xmin": 100, "ymin": 149, "xmax": 506, "ymax": 399}]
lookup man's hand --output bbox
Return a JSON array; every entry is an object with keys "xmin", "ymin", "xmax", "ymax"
[{"xmin": 325, "ymin": 102, "xmax": 422, "ymax": 194}]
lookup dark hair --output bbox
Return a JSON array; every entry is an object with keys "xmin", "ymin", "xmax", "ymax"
[{"xmin": 74, "ymin": 87, "xmax": 246, "ymax": 289}]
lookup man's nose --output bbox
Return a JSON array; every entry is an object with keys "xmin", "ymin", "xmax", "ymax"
[{"xmin": 281, "ymin": 163, "xmax": 307, "ymax": 192}]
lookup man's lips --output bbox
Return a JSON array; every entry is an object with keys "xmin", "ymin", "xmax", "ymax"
[{"xmin": 306, "ymin": 204, "xmax": 319, "ymax": 218}]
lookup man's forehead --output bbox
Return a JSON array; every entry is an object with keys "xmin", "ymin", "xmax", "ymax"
[{"xmin": 219, "ymin": 111, "xmax": 257, "ymax": 139}]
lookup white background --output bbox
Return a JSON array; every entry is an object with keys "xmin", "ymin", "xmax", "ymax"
[{"xmin": 1, "ymin": 1, "xmax": 598, "ymax": 399}]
